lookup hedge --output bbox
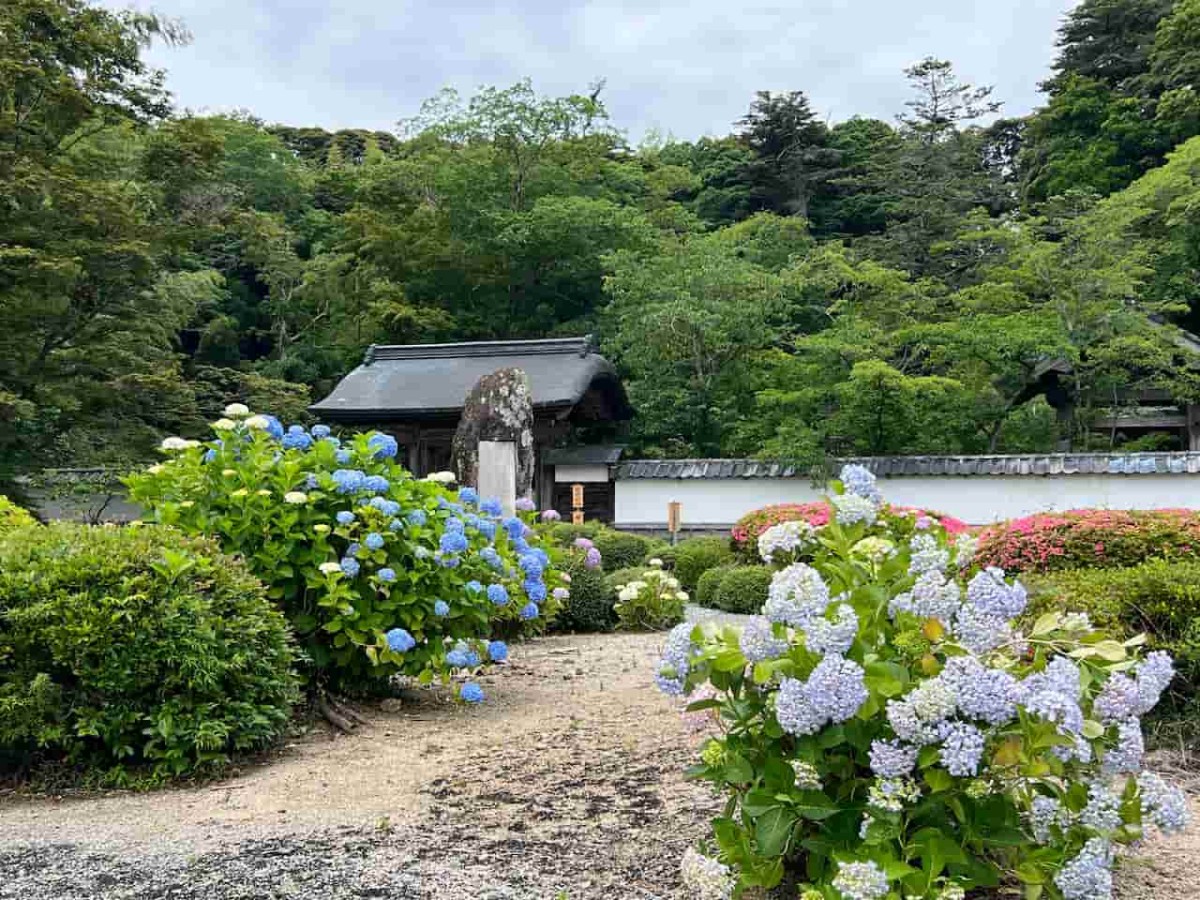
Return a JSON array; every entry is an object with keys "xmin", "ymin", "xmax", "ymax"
[
  {"xmin": 977, "ymin": 509, "xmax": 1200, "ymax": 574},
  {"xmin": 0, "ymin": 496, "xmax": 36, "ymax": 534},
  {"xmin": 696, "ymin": 564, "xmax": 736, "ymax": 609},
  {"xmin": 673, "ymin": 536, "xmax": 735, "ymax": 591},
  {"xmin": 0, "ymin": 524, "xmax": 299, "ymax": 778},
  {"xmin": 713, "ymin": 565, "xmax": 774, "ymax": 614},
  {"xmin": 1026, "ymin": 558, "xmax": 1200, "ymax": 709},
  {"xmin": 552, "ymin": 555, "xmax": 617, "ymax": 633}
]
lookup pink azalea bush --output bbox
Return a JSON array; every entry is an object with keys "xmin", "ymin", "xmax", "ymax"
[{"xmin": 976, "ymin": 509, "xmax": 1200, "ymax": 574}]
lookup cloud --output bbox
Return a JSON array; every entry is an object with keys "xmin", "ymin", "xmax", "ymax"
[{"xmin": 104, "ymin": 0, "xmax": 1080, "ymax": 139}]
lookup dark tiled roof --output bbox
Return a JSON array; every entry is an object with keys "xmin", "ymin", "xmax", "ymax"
[
  {"xmin": 543, "ymin": 445, "xmax": 625, "ymax": 466},
  {"xmin": 615, "ymin": 454, "xmax": 1200, "ymax": 480},
  {"xmin": 311, "ymin": 337, "xmax": 630, "ymax": 420}
]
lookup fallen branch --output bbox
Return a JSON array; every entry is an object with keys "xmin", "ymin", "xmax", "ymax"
[{"xmin": 317, "ymin": 694, "xmax": 357, "ymax": 733}]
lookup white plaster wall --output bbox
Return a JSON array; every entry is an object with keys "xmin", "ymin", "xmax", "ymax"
[
  {"xmin": 553, "ymin": 464, "xmax": 610, "ymax": 484},
  {"xmin": 614, "ymin": 474, "xmax": 1200, "ymax": 527}
]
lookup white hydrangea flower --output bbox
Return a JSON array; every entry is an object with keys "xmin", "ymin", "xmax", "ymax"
[
  {"xmin": 318, "ymin": 562, "xmax": 343, "ymax": 575},
  {"xmin": 223, "ymin": 402, "xmax": 251, "ymax": 418},
  {"xmin": 212, "ymin": 417, "xmax": 237, "ymax": 430},
  {"xmin": 283, "ymin": 491, "xmax": 308, "ymax": 504},
  {"xmin": 648, "ymin": 557, "xmax": 664, "ymax": 568},
  {"xmin": 680, "ymin": 847, "xmax": 734, "ymax": 900},
  {"xmin": 423, "ymin": 471, "xmax": 457, "ymax": 483},
  {"xmin": 758, "ymin": 520, "xmax": 816, "ymax": 563},
  {"xmin": 244, "ymin": 415, "xmax": 271, "ymax": 430},
  {"xmin": 160, "ymin": 436, "xmax": 198, "ymax": 451},
  {"xmin": 147, "ymin": 464, "xmax": 164, "ymax": 474}
]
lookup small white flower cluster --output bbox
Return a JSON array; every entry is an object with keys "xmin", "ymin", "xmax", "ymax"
[
  {"xmin": 616, "ymin": 567, "xmax": 688, "ymax": 604},
  {"xmin": 680, "ymin": 847, "xmax": 734, "ymax": 900},
  {"xmin": 758, "ymin": 519, "xmax": 816, "ymax": 563},
  {"xmin": 423, "ymin": 471, "xmax": 457, "ymax": 483},
  {"xmin": 160, "ymin": 436, "xmax": 201, "ymax": 452}
]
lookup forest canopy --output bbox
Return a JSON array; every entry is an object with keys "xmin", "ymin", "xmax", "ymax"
[{"xmin": 6, "ymin": 0, "xmax": 1200, "ymax": 476}]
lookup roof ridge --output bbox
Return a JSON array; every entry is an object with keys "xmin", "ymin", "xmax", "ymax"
[{"xmin": 367, "ymin": 336, "xmax": 593, "ymax": 363}]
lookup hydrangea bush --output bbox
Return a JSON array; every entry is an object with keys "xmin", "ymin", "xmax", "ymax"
[
  {"xmin": 126, "ymin": 409, "xmax": 571, "ymax": 697},
  {"xmin": 663, "ymin": 466, "xmax": 1191, "ymax": 899},
  {"xmin": 614, "ymin": 558, "xmax": 689, "ymax": 630}
]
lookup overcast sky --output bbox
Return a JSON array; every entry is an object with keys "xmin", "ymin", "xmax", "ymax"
[{"xmin": 106, "ymin": 1, "xmax": 1081, "ymax": 140}]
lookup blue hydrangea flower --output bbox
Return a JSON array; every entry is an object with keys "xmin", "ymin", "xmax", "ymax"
[
  {"xmin": 363, "ymin": 475, "xmax": 390, "ymax": 494},
  {"xmin": 465, "ymin": 580, "xmax": 483, "ymax": 594},
  {"xmin": 367, "ymin": 432, "xmax": 398, "ymax": 459},
  {"xmin": 765, "ymin": 563, "xmax": 831, "ymax": 629},
  {"xmin": 203, "ymin": 448, "xmax": 217, "ymax": 462},
  {"xmin": 336, "ymin": 510, "xmax": 356, "ymax": 525},
  {"xmin": 438, "ymin": 554, "xmax": 461, "ymax": 569},
  {"xmin": 655, "ymin": 623, "xmax": 697, "ymax": 696},
  {"xmin": 487, "ymin": 584, "xmax": 509, "ymax": 606},
  {"xmin": 323, "ymin": 436, "xmax": 341, "ymax": 448},
  {"xmin": 480, "ymin": 547, "xmax": 503, "ymax": 570},
  {"xmin": 831, "ymin": 492, "xmax": 879, "ymax": 526},
  {"xmin": 939, "ymin": 656, "xmax": 1018, "ymax": 725},
  {"xmin": 519, "ymin": 602, "xmax": 539, "ymax": 620},
  {"xmin": 460, "ymin": 682, "xmax": 484, "ymax": 704},
  {"xmin": 524, "ymin": 579, "xmax": 547, "ymax": 603},
  {"xmin": 832, "ymin": 860, "xmax": 889, "ymax": 900},
  {"xmin": 519, "ymin": 553, "xmax": 545, "ymax": 577},
  {"xmin": 385, "ymin": 627, "xmax": 415, "ymax": 652},
  {"xmin": 282, "ymin": 431, "xmax": 313, "ymax": 451},
  {"xmin": 340, "ymin": 557, "xmax": 360, "ymax": 577},
  {"xmin": 502, "ymin": 516, "xmax": 524, "ymax": 540},
  {"xmin": 474, "ymin": 518, "xmax": 497, "ymax": 541},
  {"xmin": 378, "ymin": 567, "xmax": 396, "ymax": 583},
  {"xmin": 488, "ymin": 640, "xmax": 508, "ymax": 662},
  {"xmin": 803, "ymin": 603, "xmax": 858, "ymax": 656},
  {"xmin": 1139, "ymin": 772, "xmax": 1191, "ymax": 834},
  {"xmin": 369, "ymin": 497, "xmax": 401, "ymax": 516},
  {"xmin": 480, "ymin": 498, "xmax": 503, "ymax": 516},
  {"xmin": 331, "ymin": 469, "xmax": 366, "ymax": 494},
  {"xmin": 966, "ymin": 567, "xmax": 1028, "ymax": 620},
  {"xmin": 890, "ymin": 569, "xmax": 960, "ymax": 624},
  {"xmin": 445, "ymin": 517, "xmax": 465, "ymax": 533},
  {"xmin": 458, "ymin": 487, "xmax": 479, "ymax": 505},
  {"xmin": 335, "ymin": 449, "xmax": 353, "ymax": 464},
  {"xmin": 839, "ymin": 464, "xmax": 883, "ymax": 504},
  {"xmin": 777, "ymin": 656, "xmax": 868, "ymax": 736},
  {"xmin": 260, "ymin": 415, "xmax": 284, "ymax": 441},
  {"xmin": 1103, "ymin": 719, "xmax": 1144, "ymax": 775},
  {"xmin": 908, "ymin": 533, "xmax": 950, "ymax": 576},
  {"xmin": 1081, "ymin": 783, "xmax": 1123, "ymax": 832},
  {"xmin": 434, "ymin": 600, "xmax": 450, "ymax": 616},
  {"xmin": 312, "ymin": 424, "xmax": 330, "ymax": 439},
  {"xmin": 440, "ymin": 531, "xmax": 468, "ymax": 555},
  {"xmin": 388, "ymin": 517, "xmax": 403, "ymax": 531},
  {"xmin": 365, "ymin": 532, "xmax": 385, "ymax": 551},
  {"xmin": 346, "ymin": 542, "xmax": 361, "ymax": 558}
]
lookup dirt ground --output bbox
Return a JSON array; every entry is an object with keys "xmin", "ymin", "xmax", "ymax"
[{"xmin": 1, "ymin": 631, "xmax": 1198, "ymax": 899}]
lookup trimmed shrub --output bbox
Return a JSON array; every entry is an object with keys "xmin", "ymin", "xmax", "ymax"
[
  {"xmin": 605, "ymin": 566, "xmax": 648, "ymax": 593},
  {"xmin": 0, "ymin": 496, "xmax": 35, "ymax": 534},
  {"xmin": 613, "ymin": 562, "xmax": 687, "ymax": 631},
  {"xmin": 553, "ymin": 556, "xmax": 617, "ymax": 632},
  {"xmin": 713, "ymin": 565, "xmax": 773, "ymax": 614},
  {"xmin": 977, "ymin": 509, "xmax": 1200, "ymax": 574},
  {"xmin": 1027, "ymin": 559, "xmax": 1200, "ymax": 703},
  {"xmin": 696, "ymin": 564, "xmax": 736, "ymax": 608},
  {"xmin": 673, "ymin": 536, "xmax": 735, "ymax": 591},
  {"xmin": 0, "ymin": 524, "xmax": 298, "ymax": 777},
  {"xmin": 642, "ymin": 539, "xmax": 674, "ymax": 566},
  {"xmin": 593, "ymin": 528, "xmax": 652, "ymax": 571}
]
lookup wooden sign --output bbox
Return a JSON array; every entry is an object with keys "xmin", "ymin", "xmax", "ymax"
[
  {"xmin": 571, "ymin": 483, "xmax": 585, "ymax": 509},
  {"xmin": 667, "ymin": 501, "xmax": 682, "ymax": 534},
  {"xmin": 572, "ymin": 510, "xmax": 585, "ymax": 525}
]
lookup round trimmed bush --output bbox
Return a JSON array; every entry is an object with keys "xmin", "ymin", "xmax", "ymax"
[
  {"xmin": 0, "ymin": 524, "xmax": 299, "ymax": 777},
  {"xmin": 0, "ymin": 495, "xmax": 35, "ymax": 534},
  {"xmin": 552, "ymin": 555, "xmax": 617, "ymax": 633},
  {"xmin": 977, "ymin": 509, "xmax": 1200, "ymax": 573},
  {"xmin": 593, "ymin": 528, "xmax": 653, "ymax": 571},
  {"xmin": 673, "ymin": 536, "xmax": 734, "ymax": 591},
  {"xmin": 696, "ymin": 564, "xmax": 735, "ymax": 608},
  {"xmin": 713, "ymin": 565, "xmax": 773, "ymax": 614}
]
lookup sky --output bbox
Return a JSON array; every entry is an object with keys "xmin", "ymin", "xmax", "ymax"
[{"xmin": 106, "ymin": 0, "xmax": 1082, "ymax": 141}]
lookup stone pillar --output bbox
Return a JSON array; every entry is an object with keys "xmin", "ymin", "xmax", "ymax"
[{"xmin": 478, "ymin": 441, "xmax": 517, "ymax": 516}]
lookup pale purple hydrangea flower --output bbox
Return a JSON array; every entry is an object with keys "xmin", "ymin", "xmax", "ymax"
[
  {"xmin": 739, "ymin": 616, "xmax": 789, "ymax": 663},
  {"xmin": 832, "ymin": 860, "xmax": 889, "ymax": 900},
  {"xmin": 765, "ymin": 563, "xmax": 831, "ymax": 628},
  {"xmin": 803, "ymin": 603, "xmax": 858, "ymax": 656},
  {"xmin": 1081, "ymin": 783, "xmax": 1122, "ymax": 832},
  {"xmin": 1103, "ymin": 719, "xmax": 1144, "ymax": 775},
  {"xmin": 938, "ymin": 721, "xmax": 985, "ymax": 776},
  {"xmin": 656, "ymin": 623, "xmax": 697, "ymax": 696},
  {"xmin": 891, "ymin": 569, "xmax": 960, "ymax": 624},
  {"xmin": 868, "ymin": 739, "xmax": 918, "ymax": 777},
  {"xmin": 832, "ymin": 492, "xmax": 878, "ymax": 526},
  {"xmin": 1054, "ymin": 839, "xmax": 1113, "ymax": 900},
  {"xmin": 908, "ymin": 532, "xmax": 950, "ymax": 576},
  {"xmin": 776, "ymin": 656, "xmax": 867, "ymax": 736},
  {"xmin": 1030, "ymin": 795, "xmax": 1070, "ymax": 844},
  {"xmin": 966, "ymin": 567, "xmax": 1028, "ymax": 620},
  {"xmin": 887, "ymin": 679, "xmax": 957, "ymax": 746},
  {"xmin": 1139, "ymin": 772, "xmax": 1192, "ymax": 834},
  {"xmin": 939, "ymin": 656, "xmax": 1017, "ymax": 725},
  {"xmin": 839, "ymin": 464, "xmax": 883, "ymax": 505},
  {"xmin": 953, "ymin": 603, "xmax": 1011, "ymax": 655}
]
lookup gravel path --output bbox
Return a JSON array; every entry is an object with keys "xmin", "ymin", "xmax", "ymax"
[{"xmin": 2, "ymin": 629, "xmax": 1199, "ymax": 899}]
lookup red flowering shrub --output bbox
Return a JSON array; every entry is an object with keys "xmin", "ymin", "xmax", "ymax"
[
  {"xmin": 731, "ymin": 501, "xmax": 968, "ymax": 557},
  {"xmin": 976, "ymin": 509, "xmax": 1200, "ymax": 574}
]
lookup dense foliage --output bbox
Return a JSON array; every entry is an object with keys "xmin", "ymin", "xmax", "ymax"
[
  {"xmin": 0, "ymin": 523, "xmax": 298, "ymax": 778},
  {"xmin": 975, "ymin": 509, "xmax": 1200, "ymax": 573},
  {"xmin": 661, "ymin": 467, "xmax": 1190, "ymax": 898},
  {"xmin": 673, "ymin": 537, "xmax": 737, "ymax": 592},
  {"xmin": 126, "ymin": 410, "xmax": 572, "ymax": 694},
  {"xmin": 1028, "ymin": 559, "xmax": 1200, "ymax": 707},
  {"xmin": 9, "ymin": 0, "xmax": 1200, "ymax": 476},
  {"xmin": 713, "ymin": 566, "xmax": 776, "ymax": 615},
  {"xmin": 0, "ymin": 496, "xmax": 36, "ymax": 533}
]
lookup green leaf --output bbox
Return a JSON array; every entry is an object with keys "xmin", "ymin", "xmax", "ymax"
[
  {"xmin": 724, "ymin": 751, "xmax": 753, "ymax": 784},
  {"xmin": 1082, "ymin": 719, "xmax": 1106, "ymax": 739},
  {"xmin": 754, "ymin": 806, "xmax": 797, "ymax": 857},
  {"xmin": 793, "ymin": 790, "xmax": 839, "ymax": 820}
]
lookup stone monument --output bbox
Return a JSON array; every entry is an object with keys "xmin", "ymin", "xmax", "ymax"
[{"xmin": 450, "ymin": 368, "xmax": 536, "ymax": 509}]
